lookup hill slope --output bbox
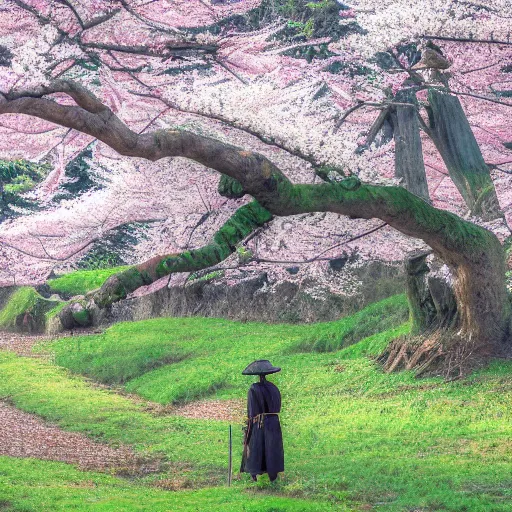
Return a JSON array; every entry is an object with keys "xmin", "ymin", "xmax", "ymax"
[{"xmin": 1, "ymin": 296, "xmax": 512, "ymax": 510}]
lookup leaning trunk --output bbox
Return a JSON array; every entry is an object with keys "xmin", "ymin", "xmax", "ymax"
[
  {"xmin": 393, "ymin": 89, "xmax": 430, "ymax": 201},
  {"xmin": 450, "ymin": 248, "xmax": 509, "ymax": 349},
  {"xmin": 427, "ymin": 89, "xmax": 502, "ymax": 220},
  {"xmin": 384, "ymin": 224, "xmax": 510, "ymax": 376}
]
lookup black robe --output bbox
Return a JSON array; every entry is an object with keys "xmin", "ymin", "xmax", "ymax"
[{"xmin": 240, "ymin": 380, "xmax": 284, "ymax": 477}]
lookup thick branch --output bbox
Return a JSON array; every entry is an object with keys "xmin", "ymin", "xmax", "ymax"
[
  {"xmin": 80, "ymin": 41, "xmax": 217, "ymax": 58},
  {"xmin": 0, "ymin": 81, "xmax": 501, "ymax": 257},
  {"xmin": 92, "ymin": 201, "xmax": 272, "ymax": 308}
]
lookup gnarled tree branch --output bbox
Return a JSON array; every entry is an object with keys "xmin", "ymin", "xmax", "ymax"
[
  {"xmin": 89, "ymin": 200, "xmax": 272, "ymax": 308},
  {"xmin": 1, "ymin": 81, "xmax": 509, "ymax": 351}
]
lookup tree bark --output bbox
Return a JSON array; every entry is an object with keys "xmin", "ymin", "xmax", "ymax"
[
  {"xmin": 2, "ymin": 81, "xmax": 510, "ymax": 364},
  {"xmin": 427, "ymin": 89, "xmax": 502, "ymax": 220},
  {"xmin": 393, "ymin": 89, "xmax": 430, "ymax": 201},
  {"xmin": 404, "ymin": 251, "xmax": 436, "ymax": 334}
]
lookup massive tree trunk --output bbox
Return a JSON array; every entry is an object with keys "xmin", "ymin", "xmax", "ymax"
[
  {"xmin": 393, "ymin": 89, "xmax": 430, "ymax": 201},
  {"xmin": 427, "ymin": 89, "xmax": 503, "ymax": 220},
  {"xmin": 1, "ymin": 81, "xmax": 510, "ymax": 372}
]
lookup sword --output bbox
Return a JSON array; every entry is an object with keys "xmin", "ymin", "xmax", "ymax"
[{"xmin": 228, "ymin": 424, "xmax": 233, "ymax": 486}]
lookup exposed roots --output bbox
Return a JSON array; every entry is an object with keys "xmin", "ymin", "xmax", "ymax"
[{"xmin": 378, "ymin": 330, "xmax": 500, "ymax": 379}]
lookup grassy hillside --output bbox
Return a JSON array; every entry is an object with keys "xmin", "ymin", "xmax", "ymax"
[
  {"xmin": 1, "ymin": 294, "xmax": 512, "ymax": 510},
  {"xmin": 47, "ymin": 266, "xmax": 130, "ymax": 296},
  {"xmin": 45, "ymin": 294, "xmax": 409, "ymax": 397}
]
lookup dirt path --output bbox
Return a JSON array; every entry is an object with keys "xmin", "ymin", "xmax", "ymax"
[
  {"xmin": 0, "ymin": 400, "xmax": 155, "ymax": 473},
  {"xmin": 0, "ymin": 330, "xmax": 163, "ymax": 474},
  {"xmin": 0, "ymin": 332, "xmax": 54, "ymax": 356},
  {"xmin": 1, "ymin": 330, "xmax": 246, "ymax": 422},
  {"xmin": 0, "ymin": 329, "xmax": 99, "ymax": 357},
  {"xmin": 144, "ymin": 399, "xmax": 246, "ymax": 422}
]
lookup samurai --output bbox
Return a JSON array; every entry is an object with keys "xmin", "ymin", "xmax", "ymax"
[{"xmin": 240, "ymin": 359, "xmax": 284, "ymax": 482}]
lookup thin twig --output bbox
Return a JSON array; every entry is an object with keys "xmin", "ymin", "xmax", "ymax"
[{"xmin": 422, "ymin": 35, "xmax": 512, "ymax": 46}]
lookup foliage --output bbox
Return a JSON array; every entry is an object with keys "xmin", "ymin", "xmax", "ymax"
[
  {"xmin": 0, "ymin": 159, "xmax": 49, "ymax": 220},
  {"xmin": 48, "ymin": 266, "xmax": 130, "ymax": 297},
  {"xmin": 0, "ymin": 0, "xmax": 511, "ymax": 292},
  {"xmin": 51, "ymin": 146, "xmax": 104, "ymax": 203},
  {"xmin": 0, "ymin": 44, "xmax": 12, "ymax": 67},
  {"xmin": 76, "ymin": 223, "xmax": 150, "ymax": 270},
  {"xmin": 253, "ymin": 0, "xmax": 357, "ymax": 41},
  {"xmin": 236, "ymin": 246, "xmax": 253, "ymax": 263},
  {"xmin": 192, "ymin": 0, "xmax": 356, "ymax": 43}
]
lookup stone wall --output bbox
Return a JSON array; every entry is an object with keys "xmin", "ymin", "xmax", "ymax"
[{"xmin": 89, "ymin": 260, "xmax": 405, "ymax": 328}]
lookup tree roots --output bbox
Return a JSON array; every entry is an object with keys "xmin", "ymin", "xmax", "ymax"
[{"xmin": 378, "ymin": 330, "xmax": 498, "ymax": 379}]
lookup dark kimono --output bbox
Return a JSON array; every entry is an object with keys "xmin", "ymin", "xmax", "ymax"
[{"xmin": 241, "ymin": 380, "xmax": 284, "ymax": 479}]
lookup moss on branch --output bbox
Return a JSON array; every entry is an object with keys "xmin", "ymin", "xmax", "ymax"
[
  {"xmin": 92, "ymin": 201, "xmax": 272, "ymax": 309},
  {"xmin": 156, "ymin": 201, "xmax": 272, "ymax": 275},
  {"xmin": 218, "ymin": 175, "xmax": 245, "ymax": 198}
]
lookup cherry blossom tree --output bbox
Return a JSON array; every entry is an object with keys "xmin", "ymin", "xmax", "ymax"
[{"xmin": 1, "ymin": 0, "xmax": 512, "ymax": 374}]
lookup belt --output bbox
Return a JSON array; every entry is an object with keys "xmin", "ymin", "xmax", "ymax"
[{"xmin": 250, "ymin": 412, "xmax": 279, "ymax": 428}]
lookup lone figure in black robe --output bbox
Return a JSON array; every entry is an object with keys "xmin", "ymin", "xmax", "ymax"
[{"xmin": 240, "ymin": 359, "xmax": 284, "ymax": 482}]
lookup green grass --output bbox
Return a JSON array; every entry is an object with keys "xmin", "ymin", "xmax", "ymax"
[
  {"xmin": 0, "ymin": 457, "xmax": 344, "ymax": 511},
  {"xmin": 289, "ymin": 295, "xmax": 409, "ymax": 352},
  {"xmin": 0, "ymin": 287, "xmax": 38, "ymax": 328},
  {"xmin": 46, "ymin": 295, "xmax": 408, "ymax": 393},
  {"xmin": 47, "ymin": 266, "xmax": 130, "ymax": 296},
  {"xmin": 2, "ymin": 294, "xmax": 512, "ymax": 510}
]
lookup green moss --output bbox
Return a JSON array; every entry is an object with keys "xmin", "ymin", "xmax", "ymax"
[
  {"xmin": 218, "ymin": 175, "xmax": 245, "ymax": 198},
  {"xmin": 48, "ymin": 266, "xmax": 130, "ymax": 296},
  {"xmin": 156, "ymin": 202, "xmax": 272, "ymax": 278},
  {"xmin": 45, "ymin": 302, "xmax": 67, "ymax": 322},
  {"xmin": 71, "ymin": 306, "xmax": 91, "ymax": 327},
  {"xmin": 0, "ymin": 159, "xmax": 50, "ymax": 220},
  {"xmin": 0, "ymin": 287, "xmax": 39, "ymax": 328},
  {"xmin": 188, "ymin": 270, "xmax": 225, "ymax": 282},
  {"xmin": 92, "ymin": 266, "xmax": 148, "ymax": 308},
  {"xmin": 0, "ymin": 287, "xmax": 59, "ymax": 331}
]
